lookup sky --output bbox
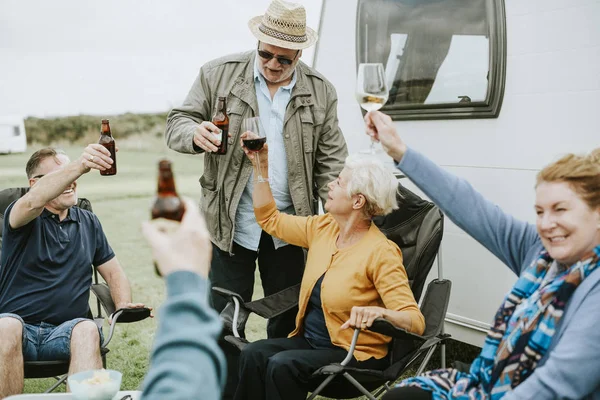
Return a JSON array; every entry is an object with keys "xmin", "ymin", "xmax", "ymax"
[{"xmin": 0, "ymin": 0, "xmax": 323, "ymax": 118}]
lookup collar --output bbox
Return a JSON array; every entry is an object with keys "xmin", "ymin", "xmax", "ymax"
[
  {"xmin": 253, "ymin": 54, "xmax": 297, "ymax": 92},
  {"xmin": 41, "ymin": 206, "xmax": 79, "ymax": 222}
]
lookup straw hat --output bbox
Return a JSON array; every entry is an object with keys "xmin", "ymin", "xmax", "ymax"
[{"xmin": 248, "ymin": 0, "xmax": 318, "ymax": 50}]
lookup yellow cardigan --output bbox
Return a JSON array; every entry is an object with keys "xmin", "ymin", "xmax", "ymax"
[{"xmin": 255, "ymin": 200, "xmax": 425, "ymax": 361}]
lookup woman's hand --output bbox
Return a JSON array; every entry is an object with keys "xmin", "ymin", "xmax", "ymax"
[
  {"xmin": 364, "ymin": 111, "xmax": 407, "ymax": 162},
  {"xmin": 340, "ymin": 306, "xmax": 386, "ymax": 330},
  {"xmin": 240, "ymin": 131, "xmax": 269, "ymax": 168}
]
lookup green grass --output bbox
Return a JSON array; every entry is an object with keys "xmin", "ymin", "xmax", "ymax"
[{"xmin": 0, "ymin": 138, "xmax": 479, "ymax": 397}]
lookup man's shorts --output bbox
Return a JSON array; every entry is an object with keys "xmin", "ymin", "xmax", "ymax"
[{"xmin": 0, "ymin": 313, "xmax": 104, "ymax": 361}]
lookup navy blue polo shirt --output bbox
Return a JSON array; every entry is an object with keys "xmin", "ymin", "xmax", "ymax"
[{"xmin": 0, "ymin": 201, "xmax": 114, "ymax": 325}]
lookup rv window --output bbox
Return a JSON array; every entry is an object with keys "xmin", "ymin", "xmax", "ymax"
[
  {"xmin": 13, "ymin": 126, "xmax": 20, "ymax": 137},
  {"xmin": 357, "ymin": 0, "xmax": 506, "ymax": 120}
]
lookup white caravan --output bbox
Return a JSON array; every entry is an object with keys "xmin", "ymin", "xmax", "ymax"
[
  {"xmin": 0, "ymin": 116, "xmax": 27, "ymax": 154},
  {"xmin": 313, "ymin": 0, "xmax": 600, "ymax": 346}
]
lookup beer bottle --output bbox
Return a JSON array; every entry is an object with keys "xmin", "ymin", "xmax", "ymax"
[
  {"xmin": 99, "ymin": 119, "xmax": 117, "ymax": 176},
  {"xmin": 150, "ymin": 159, "xmax": 185, "ymax": 275},
  {"xmin": 212, "ymin": 96, "xmax": 229, "ymax": 155}
]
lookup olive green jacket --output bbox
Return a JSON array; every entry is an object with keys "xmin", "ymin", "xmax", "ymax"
[{"xmin": 165, "ymin": 51, "xmax": 348, "ymax": 252}]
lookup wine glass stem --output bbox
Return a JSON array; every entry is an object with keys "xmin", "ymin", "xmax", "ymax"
[
  {"xmin": 370, "ymin": 139, "xmax": 376, "ymax": 153},
  {"xmin": 256, "ymin": 152, "xmax": 264, "ymax": 182}
]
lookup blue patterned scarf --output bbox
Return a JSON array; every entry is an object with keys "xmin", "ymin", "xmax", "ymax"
[{"xmin": 399, "ymin": 245, "xmax": 600, "ymax": 399}]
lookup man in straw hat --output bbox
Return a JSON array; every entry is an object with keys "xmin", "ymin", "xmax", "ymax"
[{"xmin": 164, "ymin": 0, "xmax": 348, "ymax": 397}]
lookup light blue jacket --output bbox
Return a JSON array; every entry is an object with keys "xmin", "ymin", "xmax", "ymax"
[
  {"xmin": 398, "ymin": 148, "xmax": 600, "ymax": 400},
  {"xmin": 141, "ymin": 271, "xmax": 226, "ymax": 400}
]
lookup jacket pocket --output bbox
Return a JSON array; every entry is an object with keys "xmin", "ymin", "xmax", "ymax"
[
  {"xmin": 200, "ymin": 175, "xmax": 221, "ymax": 240},
  {"xmin": 300, "ymin": 108, "xmax": 315, "ymax": 153},
  {"xmin": 300, "ymin": 106, "xmax": 326, "ymax": 154}
]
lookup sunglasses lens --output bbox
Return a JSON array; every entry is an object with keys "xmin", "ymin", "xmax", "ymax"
[
  {"xmin": 258, "ymin": 50, "xmax": 292, "ymax": 65},
  {"xmin": 258, "ymin": 50, "xmax": 273, "ymax": 60}
]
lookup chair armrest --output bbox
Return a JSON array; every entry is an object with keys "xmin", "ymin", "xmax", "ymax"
[
  {"xmin": 244, "ymin": 283, "xmax": 301, "ymax": 319},
  {"xmin": 338, "ymin": 320, "xmax": 426, "ymax": 368},
  {"xmin": 368, "ymin": 318, "xmax": 428, "ymax": 341},
  {"xmin": 212, "ymin": 287, "xmax": 246, "ymax": 306},
  {"xmin": 91, "ymin": 283, "xmax": 116, "ymax": 317},
  {"xmin": 91, "ymin": 283, "xmax": 151, "ymax": 348},
  {"xmin": 213, "ymin": 283, "xmax": 301, "ymax": 339},
  {"xmin": 112, "ymin": 307, "xmax": 152, "ymax": 324},
  {"xmin": 101, "ymin": 307, "xmax": 151, "ymax": 348},
  {"xmin": 90, "ymin": 283, "xmax": 150, "ymax": 323},
  {"xmin": 213, "ymin": 286, "xmax": 250, "ymax": 338},
  {"xmin": 213, "ymin": 283, "xmax": 301, "ymax": 319}
]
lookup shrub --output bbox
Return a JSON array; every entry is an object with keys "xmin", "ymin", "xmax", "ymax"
[{"xmin": 24, "ymin": 112, "xmax": 168, "ymax": 145}]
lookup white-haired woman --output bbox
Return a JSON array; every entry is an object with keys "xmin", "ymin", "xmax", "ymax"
[{"xmin": 233, "ymin": 134, "xmax": 425, "ymax": 400}]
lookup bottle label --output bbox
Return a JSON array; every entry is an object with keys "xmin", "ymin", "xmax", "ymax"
[
  {"xmin": 150, "ymin": 218, "xmax": 180, "ymax": 234},
  {"xmin": 214, "ymin": 129, "xmax": 223, "ymax": 142}
]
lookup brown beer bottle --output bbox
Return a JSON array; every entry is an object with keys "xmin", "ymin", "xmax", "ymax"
[
  {"xmin": 212, "ymin": 96, "xmax": 229, "ymax": 155},
  {"xmin": 150, "ymin": 159, "xmax": 185, "ymax": 275},
  {"xmin": 99, "ymin": 119, "xmax": 117, "ymax": 176}
]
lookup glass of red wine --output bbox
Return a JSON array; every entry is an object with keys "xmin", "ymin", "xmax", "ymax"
[{"xmin": 241, "ymin": 117, "xmax": 268, "ymax": 183}]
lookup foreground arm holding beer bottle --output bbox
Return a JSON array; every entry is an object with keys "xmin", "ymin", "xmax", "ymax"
[{"xmin": 141, "ymin": 199, "xmax": 226, "ymax": 400}]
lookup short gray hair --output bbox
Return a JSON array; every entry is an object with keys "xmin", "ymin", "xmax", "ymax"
[{"xmin": 344, "ymin": 154, "xmax": 399, "ymax": 217}]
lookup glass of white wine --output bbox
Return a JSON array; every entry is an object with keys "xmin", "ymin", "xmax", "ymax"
[{"xmin": 355, "ymin": 63, "xmax": 389, "ymax": 153}]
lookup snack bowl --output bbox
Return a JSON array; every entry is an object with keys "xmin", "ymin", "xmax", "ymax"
[{"xmin": 67, "ymin": 369, "xmax": 122, "ymax": 400}]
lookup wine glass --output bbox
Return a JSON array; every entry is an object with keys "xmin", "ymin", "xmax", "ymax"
[
  {"xmin": 241, "ymin": 117, "xmax": 267, "ymax": 183},
  {"xmin": 355, "ymin": 63, "xmax": 389, "ymax": 153}
]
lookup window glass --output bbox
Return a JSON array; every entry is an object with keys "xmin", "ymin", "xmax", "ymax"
[{"xmin": 357, "ymin": 0, "xmax": 505, "ymax": 119}]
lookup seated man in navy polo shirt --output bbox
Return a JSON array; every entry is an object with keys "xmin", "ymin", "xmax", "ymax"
[{"xmin": 0, "ymin": 144, "xmax": 148, "ymax": 398}]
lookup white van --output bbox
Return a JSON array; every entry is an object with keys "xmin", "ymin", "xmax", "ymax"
[
  {"xmin": 314, "ymin": 0, "xmax": 600, "ymax": 346},
  {"xmin": 0, "ymin": 116, "xmax": 27, "ymax": 154}
]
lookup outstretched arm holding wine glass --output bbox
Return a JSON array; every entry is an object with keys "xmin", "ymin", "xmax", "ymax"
[
  {"xmin": 239, "ymin": 132, "xmax": 314, "ymax": 248},
  {"xmin": 364, "ymin": 111, "xmax": 407, "ymax": 162},
  {"xmin": 240, "ymin": 131, "xmax": 272, "ymax": 209}
]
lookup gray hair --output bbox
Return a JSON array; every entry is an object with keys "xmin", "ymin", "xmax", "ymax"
[{"xmin": 344, "ymin": 154, "xmax": 399, "ymax": 217}]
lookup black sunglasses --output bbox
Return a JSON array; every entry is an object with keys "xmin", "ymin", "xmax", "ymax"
[
  {"xmin": 257, "ymin": 47, "xmax": 299, "ymax": 66},
  {"xmin": 32, "ymin": 174, "xmax": 45, "ymax": 179}
]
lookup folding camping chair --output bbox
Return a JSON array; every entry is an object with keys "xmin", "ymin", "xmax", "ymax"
[
  {"xmin": 214, "ymin": 183, "xmax": 451, "ymax": 399},
  {"xmin": 0, "ymin": 187, "xmax": 151, "ymax": 393}
]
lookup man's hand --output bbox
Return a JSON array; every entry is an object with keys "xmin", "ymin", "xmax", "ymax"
[
  {"xmin": 340, "ymin": 306, "xmax": 386, "ymax": 330},
  {"xmin": 364, "ymin": 111, "xmax": 407, "ymax": 162},
  {"xmin": 79, "ymin": 143, "xmax": 117, "ymax": 173},
  {"xmin": 142, "ymin": 198, "xmax": 212, "ymax": 278},
  {"xmin": 193, "ymin": 121, "xmax": 227, "ymax": 153}
]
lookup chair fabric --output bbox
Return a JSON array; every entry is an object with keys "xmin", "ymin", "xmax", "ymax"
[
  {"xmin": 0, "ymin": 186, "xmax": 147, "ymax": 392},
  {"xmin": 214, "ymin": 182, "xmax": 450, "ymax": 399}
]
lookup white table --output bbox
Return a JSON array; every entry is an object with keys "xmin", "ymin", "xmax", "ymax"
[{"xmin": 5, "ymin": 391, "xmax": 142, "ymax": 400}]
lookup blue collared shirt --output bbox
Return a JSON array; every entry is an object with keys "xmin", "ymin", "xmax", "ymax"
[{"xmin": 233, "ymin": 57, "xmax": 297, "ymax": 251}]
